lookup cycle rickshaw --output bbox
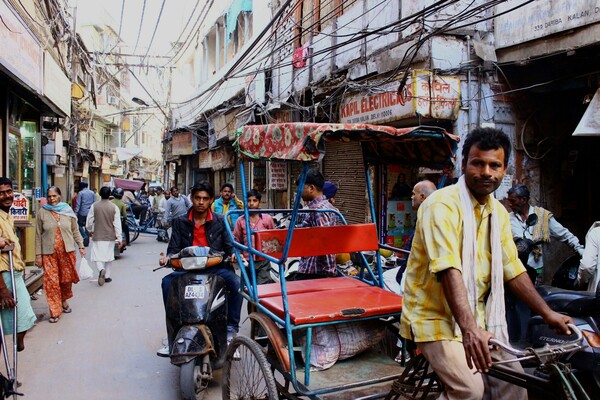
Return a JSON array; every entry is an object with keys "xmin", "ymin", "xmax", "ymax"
[{"xmin": 222, "ymin": 122, "xmax": 459, "ymax": 399}]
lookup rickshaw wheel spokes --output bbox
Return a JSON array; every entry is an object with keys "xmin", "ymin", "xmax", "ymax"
[{"xmin": 222, "ymin": 335, "xmax": 278, "ymax": 400}]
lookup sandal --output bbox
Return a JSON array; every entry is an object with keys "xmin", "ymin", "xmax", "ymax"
[
  {"xmin": 62, "ymin": 304, "xmax": 72, "ymax": 313},
  {"xmin": 49, "ymin": 317, "xmax": 59, "ymax": 323}
]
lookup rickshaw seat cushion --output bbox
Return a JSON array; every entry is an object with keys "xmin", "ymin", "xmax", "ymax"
[
  {"xmin": 259, "ymin": 286, "xmax": 403, "ymax": 325},
  {"xmin": 256, "ymin": 277, "xmax": 370, "ymax": 298},
  {"xmin": 253, "ymin": 223, "xmax": 379, "ymax": 259}
]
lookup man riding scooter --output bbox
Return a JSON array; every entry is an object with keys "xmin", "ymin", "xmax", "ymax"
[{"xmin": 158, "ymin": 181, "xmax": 242, "ymax": 356}]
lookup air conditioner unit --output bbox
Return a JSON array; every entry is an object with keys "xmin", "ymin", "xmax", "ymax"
[{"xmin": 107, "ymin": 96, "xmax": 119, "ymax": 106}]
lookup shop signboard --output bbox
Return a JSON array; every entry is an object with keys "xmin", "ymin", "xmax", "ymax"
[
  {"xmin": 268, "ymin": 162, "xmax": 287, "ymax": 190},
  {"xmin": 0, "ymin": 2, "xmax": 43, "ymax": 93},
  {"xmin": 10, "ymin": 192, "xmax": 29, "ymax": 221},
  {"xmin": 43, "ymin": 53, "xmax": 71, "ymax": 116},
  {"xmin": 339, "ymin": 80, "xmax": 415, "ymax": 124},
  {"xmin": 495, "ymin": 0, "xmax": 600, "ymax": 49},
  {"xmin": 198, "ymin": 147, "xmax": 234, "ymax": 170},
  {"xmin": 171, "ymin": 131, "xmax": 194, "ymax": 156},
  {"xmin": 413, "ymin": 71, "xmax": 461, "ymax": 120},
  {"xmin": 339, "ymin": 72, "xmax": 460, "ymax": 124}
]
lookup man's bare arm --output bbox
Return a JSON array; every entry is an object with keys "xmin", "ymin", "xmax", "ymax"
[
  {"xmin": 439, "ymin": 268, "xmax": 493, "ymax": 372},
  {"xmin": 507, "ymin": 272, "xmax": 572, "ymax": 335}
]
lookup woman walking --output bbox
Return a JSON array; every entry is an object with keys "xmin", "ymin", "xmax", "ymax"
[{"xmin": 35, "ymin": 187, "xmax": 85, "ymax": 323}]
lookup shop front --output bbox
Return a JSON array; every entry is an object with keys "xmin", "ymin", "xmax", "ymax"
[
  {"xmin": 1, "ymin": 1, "xmax": 71, "ymax": 293},
  {"xmin": 338, "ymin": 71, "xmax": 461, "ymax": 250}
]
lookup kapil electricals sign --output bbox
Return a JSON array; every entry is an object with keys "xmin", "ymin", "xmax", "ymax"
[{"xmin": 339, "ymin": 71, "xmax": 460, "ymax": 124}]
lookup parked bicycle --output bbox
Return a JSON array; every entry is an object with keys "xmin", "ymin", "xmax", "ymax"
[{"xmin": 125, "ymin": 203, "xmax": 168, "ymax": 243}]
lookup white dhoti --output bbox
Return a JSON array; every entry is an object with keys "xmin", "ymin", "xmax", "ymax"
[{"xmin": 90, "ymin": 240, "xmax": 116, "ymax": 278}]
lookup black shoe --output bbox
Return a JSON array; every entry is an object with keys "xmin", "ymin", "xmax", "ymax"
[
  {"xmin": 98, "ymin": 269, "xmax": 106, "ymax": 286},
  {"xmin": 104, "ymin": 278, "xmax": 112, "ymax": 283}
]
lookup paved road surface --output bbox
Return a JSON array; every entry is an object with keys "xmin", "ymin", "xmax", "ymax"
[{"xmin": 17, "ymin": 234, "xmax": 242, "ymax": 400}]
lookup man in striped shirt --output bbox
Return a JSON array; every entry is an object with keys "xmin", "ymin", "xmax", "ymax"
[{"xmin": 293, "ymin": 169, "xmax": 339, "ymax": 279}]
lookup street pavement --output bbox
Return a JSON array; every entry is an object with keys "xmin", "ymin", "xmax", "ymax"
[{"xmin": 17, "ymin": 234, "xmax": 245, "ymax": 400}]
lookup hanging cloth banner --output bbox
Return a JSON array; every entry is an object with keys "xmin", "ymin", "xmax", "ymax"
[{"xmin": 226, "ymin": 0, "xmax": 252, "ymax": 42}]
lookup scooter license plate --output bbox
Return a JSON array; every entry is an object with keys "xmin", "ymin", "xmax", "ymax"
[{"xmin": 184, "ymin": 285, "xmax": 205, "ymax": 299}]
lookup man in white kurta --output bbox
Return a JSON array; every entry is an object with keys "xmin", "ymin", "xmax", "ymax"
[{"xmin": 86, "ymin": 187, "xmax": 122, "ymax": 286}]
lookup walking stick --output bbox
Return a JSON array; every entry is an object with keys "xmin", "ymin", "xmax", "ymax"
[{"xmin": 0, "ymin": 243, "xmax": 23, "ymax": 398}]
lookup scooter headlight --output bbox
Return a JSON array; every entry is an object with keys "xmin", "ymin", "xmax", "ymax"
[{"xmin": 180, "ymin": 257, "xmax": 208, "ymax": 270}]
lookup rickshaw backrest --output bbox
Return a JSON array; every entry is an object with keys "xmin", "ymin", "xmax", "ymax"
[{"xmin": 253, "ymin": 223, "xmax": 378, "ymax": 259}]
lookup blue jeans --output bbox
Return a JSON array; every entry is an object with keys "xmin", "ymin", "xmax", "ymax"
[
  {"xmin": 161, "ymin": 267, "xmax": 242, "ymax": 333},
  {"xmin": 77, "ymin": 215, "xmax": 89, "ymax": 245}
]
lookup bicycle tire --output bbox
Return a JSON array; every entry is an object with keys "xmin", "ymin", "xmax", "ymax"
[{"xmin": 127, "ymin": 220, "xmax": 140, "ymax": 243}]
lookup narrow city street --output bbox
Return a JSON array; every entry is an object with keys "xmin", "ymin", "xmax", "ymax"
[{"xmin": 17, "ymin": 234, "xmax": 240, "ymax": 400}]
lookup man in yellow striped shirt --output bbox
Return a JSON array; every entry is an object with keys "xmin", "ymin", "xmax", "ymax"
[{"xmin": 400, "ymin": 128, "xmax": 571, "ymax": 399}]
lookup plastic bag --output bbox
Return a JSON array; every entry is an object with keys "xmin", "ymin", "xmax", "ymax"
[{"xmin": 78, "ymin": 258, "xmax": 94, "ymax": 280}]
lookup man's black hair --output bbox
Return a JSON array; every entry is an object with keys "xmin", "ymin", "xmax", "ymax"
[
  {"xmin": 99, "ymin": 186, "xmax": 111, "ymax": 199},
  {"xmin": 462, "ymin": 127, "xmax": 511, "ymax": 166},
  {"xmin": 79, "ymin": 181, "xmax": 88, "ymax": 189},
  {"xmin": 297, "ymin": 169, "xmax": 325, "ymax": 190},
  {"xmin": 247, "ymin": 189, "xmax": 262, "ymax": 201},
  {"xmin": 170, "ymin": 186, "xmax": 178, "ymax": 192},
  {"xmin": 191, "ymin": 181, "xmax": 215, "ymax": 199},
  {"xmin": 507, "ymin": 184, "xmax": 530, "ymax": 200},
  {"xmin": 0, "ymin": 177, "xmax": 13, "ymax": 187},
  {"xmin": 220, "ymin": 183, "xmax": 234, "ymax": 192}
]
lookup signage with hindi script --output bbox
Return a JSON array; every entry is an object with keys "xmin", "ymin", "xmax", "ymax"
[{"xmin": 10, "ymin": 192, "xmax": 29, "ymax": 221}]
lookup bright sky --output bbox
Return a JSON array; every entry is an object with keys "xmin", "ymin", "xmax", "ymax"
[
  {"xmin": 74, "ymin": 0, "xmax": 198, "ymax": 107},
  {"xmin": 75, "ymin": 0, "xmax": 198, "ymax": 57}
]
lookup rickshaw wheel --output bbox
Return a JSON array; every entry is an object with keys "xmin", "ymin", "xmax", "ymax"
[
  {"xmin": 222, "ymin": 335, "xmax": 278, "ymax": 400},
  {"xmin": 127, "ymin": 220, "xmax": 140, "ymax": 243}
]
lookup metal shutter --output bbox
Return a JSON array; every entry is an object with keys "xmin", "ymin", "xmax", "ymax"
[{"xmin": 323, "ymin": 141, "xmax": 367, "ymax": 224}]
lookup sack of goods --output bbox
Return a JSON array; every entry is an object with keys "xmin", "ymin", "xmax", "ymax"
[{"xmin": 299, "ymin": 320, "xmax": 386, "ymax": 371}]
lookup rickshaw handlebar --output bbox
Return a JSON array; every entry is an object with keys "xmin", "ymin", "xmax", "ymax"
[{"xmin": 490, "ymin": 323, "xmax": 582, "ymax": 358}]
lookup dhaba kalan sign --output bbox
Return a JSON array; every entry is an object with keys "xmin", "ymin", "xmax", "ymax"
[{"xmin": 340, "ymin": 71, "xmax": 461, "ymax": 124}]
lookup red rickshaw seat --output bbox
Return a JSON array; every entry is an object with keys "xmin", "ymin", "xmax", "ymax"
[
  {"xmin": 260, "ymin": 286, "xmax": 403, "ymax": 325},
  {"xmin": 256, "ymin": 277, "xmax": 370, "ymax": 298},
  {"xmin": 253, "ymin": 223, "xmax": 379, "ymax": 259}
]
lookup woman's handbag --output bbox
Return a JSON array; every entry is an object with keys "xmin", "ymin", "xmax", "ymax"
[{"xmin": 78, "ymin": 258, "xmax": 94, "ymax": 280}]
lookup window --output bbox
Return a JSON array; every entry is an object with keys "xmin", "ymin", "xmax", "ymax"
[{"xmin": 294, "ymin": 0, "xmax": 357, "ymax": 48}]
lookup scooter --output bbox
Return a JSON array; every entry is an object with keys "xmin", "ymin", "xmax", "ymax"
[
  {"xmin": 160, "ymin": 246, "xmax": 229, "ymax": 400},
  {"xmin": 527, "ymin": 282, "xmax": 600, "ymax": 390},
  {"xmin": 515, "ymin": 214, "xmax": 600, "ymax": 389}
]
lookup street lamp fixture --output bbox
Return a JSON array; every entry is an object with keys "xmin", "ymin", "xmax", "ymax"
[{"xmin": 132, "ymin": 97, "xmax": 150, "ymax": 107}]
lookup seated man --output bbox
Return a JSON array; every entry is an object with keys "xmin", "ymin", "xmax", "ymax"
[
  {"xmin": 292, "ymin": 169, "xmax": 340, "ymax": 280},
  {"xmin": 158, "ymin": 181, "xmax": 242, "ymax": 356}
]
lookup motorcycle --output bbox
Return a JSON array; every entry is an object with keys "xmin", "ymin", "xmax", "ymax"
[
  {"xmin": 515, "ymin": 214, "xmax": 600, "ymax": 389},
  {"xmin": 160, "ymin": 246, "xmax": 230, "ymax": 400},
  {"xmin": 527, "ymin": 281, "xmax": 600, "ymax": 390}
]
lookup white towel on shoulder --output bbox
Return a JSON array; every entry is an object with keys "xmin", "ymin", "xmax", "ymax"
[{"xmin": 456, "ymin": 176, "xmax": 508, "ymax": 343}]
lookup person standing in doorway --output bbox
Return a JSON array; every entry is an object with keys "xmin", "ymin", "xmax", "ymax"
[
  {"xmin": 75, "ymin": 182, "xmax": 95, "ymax": 247},
  {"xmin": 35, "ymin": 186, "xmax": 85, "ymax": 323},
  {"xmin": 577, "ymin": 221, "xmax": 600, "ymax": 291},
  {"xmin": 507, "ymin": 184, "xmax": 584, "ymax": 285},
  {"xmin": 0, "ymin": 177, "xmax": 37, "ymax": 351},
  {"xmin": 212, "ymin": 183, "xmax": 244, "ymax": 226},
  {"xmin": 86, "ymin": 187, "xmax": 122, "ymax": 286}
]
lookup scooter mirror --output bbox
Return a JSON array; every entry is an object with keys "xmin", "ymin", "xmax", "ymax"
[{"xmin": 525, "ymin": 214, "xmax": 538, "ymax": 228}]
